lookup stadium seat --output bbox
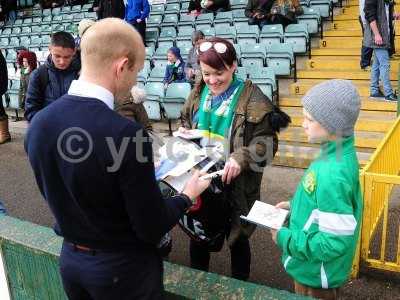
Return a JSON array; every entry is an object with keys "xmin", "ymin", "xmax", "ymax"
[
  {"xmin": 196, "ymin": 13, "xmax": 214, "ymax": 25},
  {"xmin": 145, "ymin": 47, "xmax": 155, "ymax": 60},
  {"xmin": 231, "ymin": 0, "xmax": 247, "ymax": 9},
  {"xmin": 82, "ymin": 4, "xmax": 93, "ymax": 11},
  {"xmin": 235, "ymin": 23, "xmax": 259, "ymax": 45},
  {"xmin": 147, "ymin": 14, "xmax": 163, "ymax": 28},
  {"xmin": 11, "ymin": 27, "xmax": 21, "ymax": 36},
  {"xmin": 260, "ymin": 24, "xmax": 283, "ymax": 47},
  {"xmin": 145, "ymin": 28, "xmax": 159, "ymax": 48},
  {"xmin": 42, "ymin": 15, "xmax": 52, "ymax": 23},
  {"xmin": 52, "ymin": 7, "xmax": 61, "ymax": 15},
  {"xmin": 147, "ymin": 66, "xmax": 166, "ymax": 82},
  {"xmin": 151, "ymin": 4, "xmax": 165, "ymax": 15},
  {"xmin": 20, "ymin": 26, "xmax": 32, "ymax": 35},
  {"xmin": 248, "ymin": 67, "xmax": 277, "ymax": 101},
  {"xmin": 235, "ymin": 67, "xmax": 247, "ymax": 81},
  {"xmin": 42, "ymin": 8, "xmax": 52, "ymax": 16},
  {"xmin": 177, "ymin": 26, "xmax": 193, "ymax": 41},
  {"xmin": 297, "ymin": 7, "xmax": 321, "ymax": 36},
  {"xmin": 162, "ymin": 82, "xmax": 191, "ymax": 133},
  {"xmin": 165, "ymin": 3, "xmax": 180, "ymax": 13},
  {"xmin": 181, "ymin": 2, "xmax": 190, "ymax": 13},
  {"xmin": 214, "ymin": 24, "xmax": 236, "ymax": 43},
  {"xmin": 240, "ymin": 43, "xmax": 266, "ymax": 67},
  {"xmin": 144, "ymin": 82, "xmax": 165, "ymax": 101},
  {"xmin": 84, "ymin": 12, "xmax": 97, "ymax": 19},
  {"xmin": 52, "ymin": 24, "xmax": 64, "ymax": 32},
  {"xmin": 176, "ymin": 40, "xmax": 192, "ymax": 58},
  {"xmin": 61, "ymin": 6, "xmax": 72, "ymax": 13},
  {"xmin": 310, "ymin": 0, "xmax": 332, "ymax": 19},
  {"xmin": 178, "ymin": 14, "xmax": 195, "ymax": 27},
  {"xmin": 232, "ymin": 9, "xmax": 248, "ymax": 25},
  {"xmin": 41, "ymin": 24, "xmax": 52, "ymax": 33},
  {"xmin": 284, "ymin": 23, "xmax": 310, "ymax": 54},
  {"xmin": 266, "ymin": 43, "xmax": 296, "ymax": 80},
  {"xmin": 73, "ymin": 13, "xmax": 85, "ymax": 21},
  {"xmin": 30, "ymin": 36, "xmax": 42, "ymax": 47},
  {"xmin": 214, "ymin": 11, "xmax": 233, "ymax": 25},
  {"xmin": 162, "ymin": 14, "xmax": 178, "ymax": 27},
  {"xmin": 72, "ymin": 5, "xmax": 82, "ymax": 12}
]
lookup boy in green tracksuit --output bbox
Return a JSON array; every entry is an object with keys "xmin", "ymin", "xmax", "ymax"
[{"xmin": 271, "ymin": 80, "xmax": 363, "ymax": 300}]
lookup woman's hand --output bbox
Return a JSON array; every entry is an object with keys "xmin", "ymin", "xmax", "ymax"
[
  {"xmin": 275, "ymin": 201, "xmax": 290, "ymax": 210},
  {"xmin": 222, "ymin": 158, "xmax": 241, "ymax": 184},
  {"xmin": 178, "ymin": 127, "xmax": 190, "ymax": 133}
]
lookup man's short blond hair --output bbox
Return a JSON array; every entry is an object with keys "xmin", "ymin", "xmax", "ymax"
[{"xmin": 80, "ymin": 18, "xmax": 143, "ymax": 72}]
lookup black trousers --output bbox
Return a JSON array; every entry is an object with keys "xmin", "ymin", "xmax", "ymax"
[
  {"xmin": 60, "ymin": 241, "xmax": 164, "ymax": 300},
  {"xmin": 359, "ymin": 16, "xmax": 373, "ymax": 68},
  {"xmin": 131, "ymin": 21, "xmax": 146, "ymax": 46},
  {"xmin": 190, "ymin": 237, "xmax": 251, "ymax": 281},
  {"xmin": 0, "ymin": 96, "xmax": 6, "ymax": 117}
]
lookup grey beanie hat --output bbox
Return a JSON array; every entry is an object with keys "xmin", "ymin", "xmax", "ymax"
[{"xmin": 301, "ymin": 79, "xmax": 361, "ymax": 136}]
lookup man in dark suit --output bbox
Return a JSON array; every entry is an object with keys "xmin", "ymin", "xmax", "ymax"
[{"xmin": 25, "ymin": 18, "xmax": 210, "ymax": 300}]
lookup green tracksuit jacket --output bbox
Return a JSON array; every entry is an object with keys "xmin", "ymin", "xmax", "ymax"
[{"xmin": 277, "ymin": 136, "xmax": 363, "ymax": 289}]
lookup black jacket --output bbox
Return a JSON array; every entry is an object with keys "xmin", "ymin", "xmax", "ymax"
[
  {"xmin": 98, "ymin": 0, "xmax": 125, "ymax": 19},
  {"xmin": 0, "ymin": 51, "xmax": 7, "ymax": 97}
]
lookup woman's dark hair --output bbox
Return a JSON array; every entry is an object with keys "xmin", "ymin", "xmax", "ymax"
[
  {"xmin": 197, "ymin": 37, "xmax": 237, "ymax": 71},
  {"xmin": 17, "ymin": 50, "xmax": 37, "ymax": 71}
]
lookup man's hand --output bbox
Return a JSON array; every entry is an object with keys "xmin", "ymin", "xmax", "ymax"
[
  {"xmin": 271, "ymin": 229, "xmax": 278, "ymax": 244},
  {"xmin": 394, "ymin": 12, "xmax": 400, "ymax": 20},
  {"xmin": 182, "ymin": 171, "xmax": 211, "ymax": 202},
  {"xmin": 136, "ymin": 19, "xmax": 142, "ymax": 23},
  {"xmin": 374, "ymin": 33, "xmax": 383, "ymax": 45},
  {"xmin": 205, "ymin": 0, "xmax": 213, "ymax": 7},
  {"xmin": 275, "ymin": 201, "xmax": 290, "ymax": 210},
  {"xmin": 222, "ymin": 158, "xmax": 241, "ymax": 184}
]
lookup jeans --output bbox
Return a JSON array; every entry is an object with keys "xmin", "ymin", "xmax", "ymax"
[
  {"xmin": 8, "ymin": 11, "xmax": 16, "ymax": 22},
  {"xmin": 370, "ymin": 48, "xmax": 393, "ymax": 96},
  {"xmin": 190, "ymin": 237, "xmax": 251, "ymax": 281}
]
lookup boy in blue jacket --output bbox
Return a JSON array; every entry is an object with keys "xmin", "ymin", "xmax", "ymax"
[
  {"xmin": 272, "ymin": 80, "xmax": 363, "ymax": 300},
  {"xmin": 163, "ymin": 47, "xmax": 186, "ymax": 89}
]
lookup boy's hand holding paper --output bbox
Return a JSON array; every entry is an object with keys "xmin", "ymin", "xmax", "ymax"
[{"xmin": 240, "ymin": 201, "xmax": 289, "ymax": 230}]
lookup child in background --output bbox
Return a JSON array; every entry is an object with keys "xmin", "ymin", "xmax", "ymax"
[
  {"xmin": 163, "ymin": 47, "xmax": 186, "ymax": 89},
  {"xmin": 271, "ymin": 79, "xmax": 363, "ymax": 300}
]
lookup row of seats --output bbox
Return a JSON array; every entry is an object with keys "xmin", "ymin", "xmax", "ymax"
[
  {"xmin": 2, "ymin": 11, "xmax": 95, "ymax": 30},
  {"xmin": 1, "ymin": 23, "xmax": 78, "ymax": 38}
]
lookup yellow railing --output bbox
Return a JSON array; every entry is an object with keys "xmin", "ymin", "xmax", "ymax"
[{"xmin": 357, "ymin": 116, "xmax": 400, "ymax": 274}]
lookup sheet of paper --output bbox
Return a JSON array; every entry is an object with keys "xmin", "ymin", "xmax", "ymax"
[
  {"xmin": 157, "ymin": 138, "xmax": 208, "ymax": 177},
  {"xmin": 163, "ymin": 170, "xmax": 194, "ymax": 193},
  {"xmin": 240, "ymin": 201, "xmax": 289, "ymax": 230},
  {"xmin": 173, "ymin": 129, "xmax": 203, "ymax": 140}
]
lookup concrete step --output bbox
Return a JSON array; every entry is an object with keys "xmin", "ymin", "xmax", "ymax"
[
  {"xmin": 280, "ymin": 96, "xmax": 398, "ymax": 112},
  {"xmin": 333, "ymin": 14, "xmax": 359, "ymax": 21},
  {"xmin": 306, "ymin": 57, "xmax": 400, "ymax": 71},
  {"xmin": 278, "ymin": 126, "xmax": 385, "ymax": 149},
  {"xmin": 297, "ymin": 69, "xmax": 398, "ymax": 81},
  {"xmin": 330, "ymin": 20, "xmax": 400, "ymax": 32},
  {"xmin": 283, "ymin": 106, "xmax": 396, "ymax": 132},
  {"xmin": 289, "ymin": 79, "xmax": 398, "ymax": 97},
  {"xmin": 273, "ymin": 144, "xmax": 371, "ymax": 168},
  {"xmin": 323, "ymin": 30, "xmax": 362, "ymax": 37},
  {"xmin": 311, "ymin": 48, "xmax": 363, "ymax": 56},
  {"xmin": 319, "ymin": 37, "xmax": 400, "ymax": 49}
]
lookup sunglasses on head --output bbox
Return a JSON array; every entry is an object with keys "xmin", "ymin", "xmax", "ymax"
[{"xmin": 197, "ymin": 42, "xmax": 228, "ymax": 55}]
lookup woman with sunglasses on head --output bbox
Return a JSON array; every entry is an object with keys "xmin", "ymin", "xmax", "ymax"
[{"xmin": 180, "ymin": 37, "xmax": 290, "ymax": 281}]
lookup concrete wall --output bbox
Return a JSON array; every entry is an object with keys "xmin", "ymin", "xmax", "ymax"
[{"xmin": 0, "ymin": 216, "xmax": 311, "ymax": 300}]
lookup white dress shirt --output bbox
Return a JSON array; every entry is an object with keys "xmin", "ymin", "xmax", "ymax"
[{"xmin": 68, "ymin": 79, "xmax": 114, "ymax": 110}]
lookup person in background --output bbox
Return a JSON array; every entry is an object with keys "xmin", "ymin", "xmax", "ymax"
[
  {"xmin": 0, "ymin": 199, "xmax": 6, "ymax": 215},
  {"xmin": 24, "ymin": 31, "xmax": 80, "ymax": 122},
  {"xmin": 0, "ymin": 50, "xmax": 9, "ymax": 144},
  {"xmin": 363, "ymin": 0, "xmax": 399, "ymax": 101},
  {"xmin": 17, "ymin": 50, "xmax": 37, "ymax": 110},
  {"xmin": 125, "ymin": 0, "xmax": 150, "ymax": 46},
  {"xmin": 186, "ymin": 30, "xmax": 205, "ymax": 84},
  {"xmin": 115, "ymin": 85, "xmax": 152, "ymax": 132},
  {"xmin": 97, "ymin": 0, "xmax": 125, "ymax": 19},
  {"xmin": 272, "ymin": 80, "xmax": 363, "ymax": 300},
  {"xmin": 163, "ymin": 47, "xmax": 186, "ymax": 89},
  {"xmin": 188, "ymin": 0, "xmax": 230, "ymax": 15},
  {"xmin": 268, "ymin": 0, "xmax": 303, "ymax": 28},
  {"xmin": 245, "ymin": 0, "xmax": 274, "ymax": 28}
]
